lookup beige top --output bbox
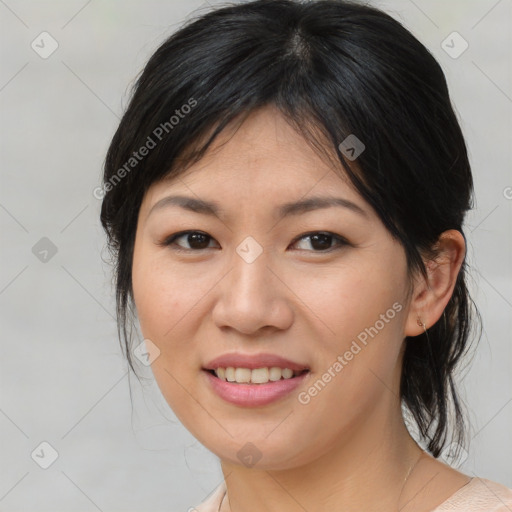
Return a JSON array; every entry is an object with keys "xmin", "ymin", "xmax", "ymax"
[{"xmin": 192, "ymin": 477, "xmax": 512, "ymax": 511}]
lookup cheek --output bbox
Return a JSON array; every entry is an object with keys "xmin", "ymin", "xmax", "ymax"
[
  {"xmin": 294, "ymin": 257, "xmax": 408, "ymax": 410},
  {"xmin": 131, "ymin": 255, "xmax": 203, "ymax": 415},
  {"xmin": 294, "ymin": 256, "xmax": 407, "ymax": 345},
  {"xmin": 132, "ymin": 251, "xmax": 197, "ymax": 340},
  {"xmin": 132, "ymin": 264, "xmax": 173, "ymax": 339},
  {"xmin": 131, "ymin": 250, "xmax": 220, "ymax": 379}
]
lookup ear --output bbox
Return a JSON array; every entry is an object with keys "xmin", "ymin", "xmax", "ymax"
[{"xmin": 405, "ymin": 230, "xmax": 466, "ymax": 336}]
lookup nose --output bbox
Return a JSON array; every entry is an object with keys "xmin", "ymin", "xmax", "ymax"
[{"xmin": 211, "ymin": 249, "xmax": 294, "ymax": 335}]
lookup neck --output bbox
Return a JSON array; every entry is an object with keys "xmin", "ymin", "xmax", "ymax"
[{"xmin": 219, "ymin": 406, "xmax": 423, "ymax": 512}]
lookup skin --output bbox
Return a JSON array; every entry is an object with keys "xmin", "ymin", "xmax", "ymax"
[{"xmin": 132, "ymin": 105, "xmax": 470, "ymax": 511}]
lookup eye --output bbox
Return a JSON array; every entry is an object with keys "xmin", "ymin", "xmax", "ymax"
[
  {"xmin": 159, "ymin": 230, "xmax": 219, "ymax": 252},
  {"xmin": 158, "ymin": 230, "xmax": 349, "ymax": 253},
  {"xmin": 290, "ymin": 231, "xmax": 349, "ymax": 252}
]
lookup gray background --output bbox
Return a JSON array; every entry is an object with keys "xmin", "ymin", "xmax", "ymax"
[{"xmin": 0, "ymin": 0, "xmax": 510, "ymax": 510}]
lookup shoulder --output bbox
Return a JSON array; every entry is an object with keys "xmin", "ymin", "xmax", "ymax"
[
  {"xmin": 187, "ymin": 476, "xmax": 512, "ymax": 511},
  {"xmin": 433, "ymin": 476, "xmax": 512, "ymax": 511},
  {"xmin": 190, "ymin": 481, "xmax": 226, "ymax": 512}
]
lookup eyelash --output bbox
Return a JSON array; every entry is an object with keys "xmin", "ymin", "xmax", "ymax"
[{"xmin": 158, "ymin": 230, "xmax": 350, "ymax": 254}]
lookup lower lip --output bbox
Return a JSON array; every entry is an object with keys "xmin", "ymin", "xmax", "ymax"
[{"xmin": 203, "ymin": 370, "xmax": 309, "ymax": 407}]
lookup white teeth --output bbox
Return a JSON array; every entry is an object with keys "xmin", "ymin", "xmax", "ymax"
[
  {"xmin": 225, "ymin": 367, "xmax": 235, "ymax": 382},
  {"xmin": 251, "ymin": 367, "xmax": 269, "ymax": 383},
  {"xmin": 213, "ymin": 366, "xmax": 303, "ymax": 384},
  {"xmin": 269, "ymin": 367, "xmax": 282, "ymax": 381},
  {"xmin": 281, "ymin": 368, "xmax": 293, "ymax": 379},
  {"xmin": 234, "ymin": 368, "xmax": 251, "ymax": 383}
]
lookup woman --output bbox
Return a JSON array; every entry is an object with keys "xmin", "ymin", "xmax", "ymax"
[{"xmin": 100, "ymin": 0, "xmax": 512, "ymax": 510}]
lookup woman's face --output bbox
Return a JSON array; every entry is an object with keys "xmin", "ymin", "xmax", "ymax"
[{"xmin": 132, "ymin": 106, "xmax": 414, "ymax": 469}]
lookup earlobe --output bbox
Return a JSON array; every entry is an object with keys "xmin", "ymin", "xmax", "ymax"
[
  {"xmin": 416, "ymin": 316, "xmax": 426, "ymax": 329},
  {"xmin": 405, "ymin": 230, "xmax": 466, "ymax": 337},
  {"xmin": 405, "ymin": 311, "xmax": 429, "ymax": 338}
]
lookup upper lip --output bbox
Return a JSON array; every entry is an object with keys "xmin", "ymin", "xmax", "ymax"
[{"xmin": 203, "ymin": 352, "xmax": 309, "ymax": 372}]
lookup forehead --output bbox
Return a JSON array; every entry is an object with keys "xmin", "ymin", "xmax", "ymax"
[
  {"xmin": 137, "ymin": 107, "xmax": 379, "ymax": 232},
  {"xmin": 153, "ymin": 106, "xmax": 353, "ymax": 198}
]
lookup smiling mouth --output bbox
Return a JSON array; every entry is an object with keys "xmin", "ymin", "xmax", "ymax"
[{"xmin": 205, "ymin": 367, "xmax": 310, "ymax": 385}]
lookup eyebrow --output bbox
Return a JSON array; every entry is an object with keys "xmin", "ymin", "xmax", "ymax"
[{"xmin": 148, "ymin": 194, "xmax": 368, "ymax": 220}]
